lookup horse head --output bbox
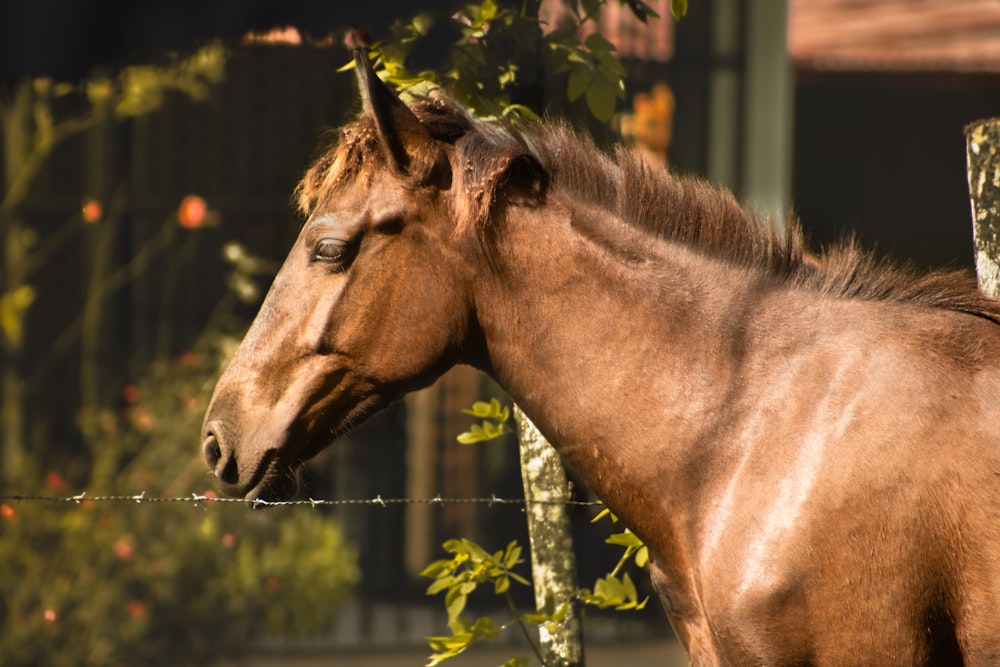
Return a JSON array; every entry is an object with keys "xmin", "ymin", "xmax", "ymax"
[{"xmin": 200, "ymin": 51, "xmax": 543, "ymax": 500}]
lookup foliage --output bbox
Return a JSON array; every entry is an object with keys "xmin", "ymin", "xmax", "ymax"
[
  {"xmin": 421, "ymin": 537, "xmax": 565, "ymax": 666},
  {"xmin": 350, "ymin": 0, "xmax": 672, "ymax": 127},
  {"xmin": 457, "ymin": 398, "xmax": 512, "ymax": 444},
  {"xmin": 0, "ymin": 330, "xmax": 360, "ymax": 667},
  {"xmin": 578, "ymin": 509, "xmax": 649, "ymax": 611},
  {"xmin": 0, "ymin": 284, "xmax": 34, "ymax": 347},
  {"xmin": 422, "ymin": 400, "xmax": 648, "ymax": 666},
  {"xmin": 1, "ymin": 42, "xmax": 228, "ymax": 492},
  {"xmin": 0, "ymin": 45, "xmax": 359, "ymax": 666}
]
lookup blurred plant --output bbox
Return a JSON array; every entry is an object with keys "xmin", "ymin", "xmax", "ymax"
[
  {"xmin": 1, "ymin": 43, "xmax": 225, "ymax": 490},
  {"xmin": 422, "ymin": 538, "xmax": 543, "ymax": 667},
  {"xmin": 578, "ymin": 509, "xmax": 649, "ymax": 611},
  {"xmin": 456, "ymin": 398, "xmax": 511, "ymax": 444},
  {"xmin": 421, "ymin": 400, "xmax": 648, "ymax": 666},
  {"xmin": 347, "ymin": 0, "xmax": 686, "ymax": 129},
  {"xmin": 0, "ymin": 329, "xmax": 359, "ymax": 667},
  {"xmin": 0, "ymin": 42, "xmax": 359, "ymax": 666}
]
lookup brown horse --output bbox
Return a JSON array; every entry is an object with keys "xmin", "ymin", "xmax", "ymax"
[{"xmin": 202, "ymin": 50, "xmax": 1000, "ymax": 665}]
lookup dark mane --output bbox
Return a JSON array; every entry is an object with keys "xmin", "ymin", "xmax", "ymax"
[{"xmin": 297, "ymin": 98, "xmax": 1000, "ymax": 323}]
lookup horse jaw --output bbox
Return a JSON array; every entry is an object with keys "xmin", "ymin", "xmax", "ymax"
[{"xmin": 201, "ymin": 349, "xmax": 388, "ymax": 501}]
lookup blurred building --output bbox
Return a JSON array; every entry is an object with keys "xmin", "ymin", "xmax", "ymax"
[{"xmin": 596, "ymin": 0, "xmax": 1000, "ymax": 267}]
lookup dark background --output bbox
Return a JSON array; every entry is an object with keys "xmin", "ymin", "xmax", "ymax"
[{"xmin": 0, "ymin": 0, "xmax": 417, "ymax": 84}]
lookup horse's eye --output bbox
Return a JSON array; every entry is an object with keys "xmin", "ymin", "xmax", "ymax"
[{"xmin": 313, "ymin": 239, "xmax": 350, "ymax": 266}]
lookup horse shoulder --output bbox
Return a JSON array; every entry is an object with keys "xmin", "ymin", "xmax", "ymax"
[{"xmin": 680, "ymin": 297, "xmax": 1000, "ymax": 662}]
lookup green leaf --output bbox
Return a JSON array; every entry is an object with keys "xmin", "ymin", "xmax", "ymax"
[
  {"xmin": 472, "ymin": 0, "xmax": 498, "ymax": 28},
  {"xmin": 461, "ymin": 398, "xmax": 510, "ymax": 421},
  {"xmin": 605, "ymin": 529, "xmax": 644, "ymax": 549},
  {"xmin": 670, "ymin": 0, "xmax": 689, "ymax": 19},
  {"xmin": 457, "ymin": 419, "xmax": 510, "ymax": 444},
  {"xmin": 462, "ymin": 401, "xmax": 496, "ymax": 418},
  {"xmin": 622, "ymin": 0, "xmax": 659, "ymax": 22},
  {"xmin": 502, "ymin": 541, "xmax": 523, "ymax": 568},
  {"xmin": 0, "ymin": 284, "xmax": 36, "ymax": 346},
  {"xmin": 580, "ymin": 572, "xmax": 650, "ymax": 610},
  {"xmin": 594, "ymin": 49, "xmax": 626, "ymax": 79},
  {"xmin": 585, "ymin": 83, "xmax": 617, "ymax": 122},
  {"xmin": 470, "ymin": 616, "xmax": 501, "ymax": 641},
  {"xmin": 500, "ymin": 104, "xmax": 540, "ymax": 122},
  {"xmin": 521, "ymin": 611, "xmax": 553, "ymax": 624},
  {"xmin": 483, "ymin": 420, "xmax": 505, "ymax": 439},
  {"xmin": 622, "ymin": 571, "xmax": 638, "ymax": 601},
  {"xmin": 411, "ymin": 13, "xmax": 435, "ymax": 36},
  {"xmin": 441, "ymin": 538, "xmax": 464, "ymax": 554},
  {"xmin": 426, "ymin": 631, "xmax": 475, "ymax": 666},
  {"xmin": 426, "ymin": 576, "xmax": 456, "ymax": 596},
  {"xmin": 501, "ymin": 658, "xmax": 531, "ymax": 667},
  {"xmin": 420, "ymin": 559, "xmax": 455, "ymax": 578},
  {"xmin": 455, "ymin": 538, "xmax": 491, "ymax": 563},
  {"xmin": 584, "ymin": 33, "xmax": 616, "ymax": 55},
  {"xmin": 580, "ymin": 0, "xmax": 603, "ymax": 22},
  {"xmin": 508, "ymin": 571, "xmax": 530, "ymax": 587},
  {"xmin": 457, "ymin": 425, "xmax": 487, "ymax": 444},
  {"xmin": 566, "ymin": 66, "xmax": 591, "ymax": 102},
  {"xmin": 446, "ymin": 592, "xmax": 468, "ymax": 625}
]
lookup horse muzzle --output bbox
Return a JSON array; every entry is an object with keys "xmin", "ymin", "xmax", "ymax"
[{"xmin": 201, "ymin": 417, "xmax": 300, "ymax": 502}]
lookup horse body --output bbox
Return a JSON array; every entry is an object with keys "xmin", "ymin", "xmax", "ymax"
[
  {"xmin": 475, "ymin": 186, "xmax": 1000, "ymax": 664},
  {"xmin": 202, "ymin": 51, "xmax": 1000, "ymax": 664}
]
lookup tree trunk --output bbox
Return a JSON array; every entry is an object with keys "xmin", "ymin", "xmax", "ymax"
[
  {"xmin": 515, "ymin": 405, "xmax": 585, "ymax": 667},
  {"xmin": 966, "ymin": 118, "xmax": 1000, "ymax": 299}
]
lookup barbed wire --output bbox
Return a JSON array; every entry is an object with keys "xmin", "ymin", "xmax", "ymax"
[{"xmin": 0, "ymin": 492, "xmax": 603, "ymax": 509}]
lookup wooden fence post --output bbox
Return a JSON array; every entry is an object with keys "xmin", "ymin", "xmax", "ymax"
[
  {"xmin": 966, "ymin": 118, "xmax": 1000, "ymax": 298},
  {"xmin": 515, "ymin": 405, "xmax": 585, "ymax": 667}
]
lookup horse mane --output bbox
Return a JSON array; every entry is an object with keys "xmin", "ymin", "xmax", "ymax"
[{"xmin": 297, "ymin": 98, "xmax": 1000, "ymax": 323}]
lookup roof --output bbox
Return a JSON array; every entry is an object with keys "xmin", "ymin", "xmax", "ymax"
[{"xmin": 789, "ymin": 0, "xmax": 1000, "ymax": 73}]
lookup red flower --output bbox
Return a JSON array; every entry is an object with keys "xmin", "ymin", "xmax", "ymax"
[
  {"xmin": 129, "ymin": 407, "xmax": 155, "ymax": 432},
  {"xmin": 177, "ymin": 195, "xmax": 208, "ymax": 229},
  {"xmin": 113, "ymin": 538, "xmax": 134, "ymax": 561},
  {"xmin": 122, "ymin": 385, "xmax": 139, "ymax": 403},
  {"xmin": 45, "ymin": 471, "xmax": 69, "ymax": 492},
  {"xmin": 127, "ymin": 600, "xmax": 147, "ymax": 620},
  {"xmin": 0, "ymin": 504, "xmax": 15, "ymax": 520},
  {"xmin": 81, "ymin": 199, "xmax": 102, "ymax": 223}
]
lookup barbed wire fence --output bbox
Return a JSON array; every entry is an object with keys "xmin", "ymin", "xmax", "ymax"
[{"xmin": 0, "ymin": 492, "xmax": 603, "ymax": 509}]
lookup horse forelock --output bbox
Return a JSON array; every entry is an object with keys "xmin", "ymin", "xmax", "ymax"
[
  {"xmin": 295, "ymin": 120, "xmax": 383, "ymax": 216},
  {"xmin": 295, "ymin": 98, "xmax": 538, "ymax": 231}
]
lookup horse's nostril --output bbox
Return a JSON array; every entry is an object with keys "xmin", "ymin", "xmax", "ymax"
[
  {"xmin": 203, "ymin": 433, "xmax": 222, "ymax": 468},
  {"xmin": 203, "ymin": 431, "xmax": 239, "ymax": 486}
]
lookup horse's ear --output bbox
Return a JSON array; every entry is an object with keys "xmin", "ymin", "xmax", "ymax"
[
  {"xmin": 353, "ymin": 49, "xmax": 448, "ymax": 185},
  {"xmin": 500, "ymin": 153, "xmax": 548, "ymax": 207}
]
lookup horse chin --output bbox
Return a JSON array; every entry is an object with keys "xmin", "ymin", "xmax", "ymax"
[{"xmin": 243, "ymin": 454, "xmax": 302, "ymax": 503}]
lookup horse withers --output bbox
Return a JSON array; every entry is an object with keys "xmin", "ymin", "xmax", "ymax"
[{"xmin": 202, "ymin": 50, "xmax": 1000, "ymax": 664}]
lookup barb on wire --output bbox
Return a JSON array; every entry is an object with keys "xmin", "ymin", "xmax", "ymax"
[{"xmin": 0, "ymin": 492, "xmax": 603, "ymax": 509}]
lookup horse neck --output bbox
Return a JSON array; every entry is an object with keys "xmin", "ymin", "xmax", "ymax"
[{"xmin": 472, "ymin": 192, "xmax": 751, "ymax": 538}]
